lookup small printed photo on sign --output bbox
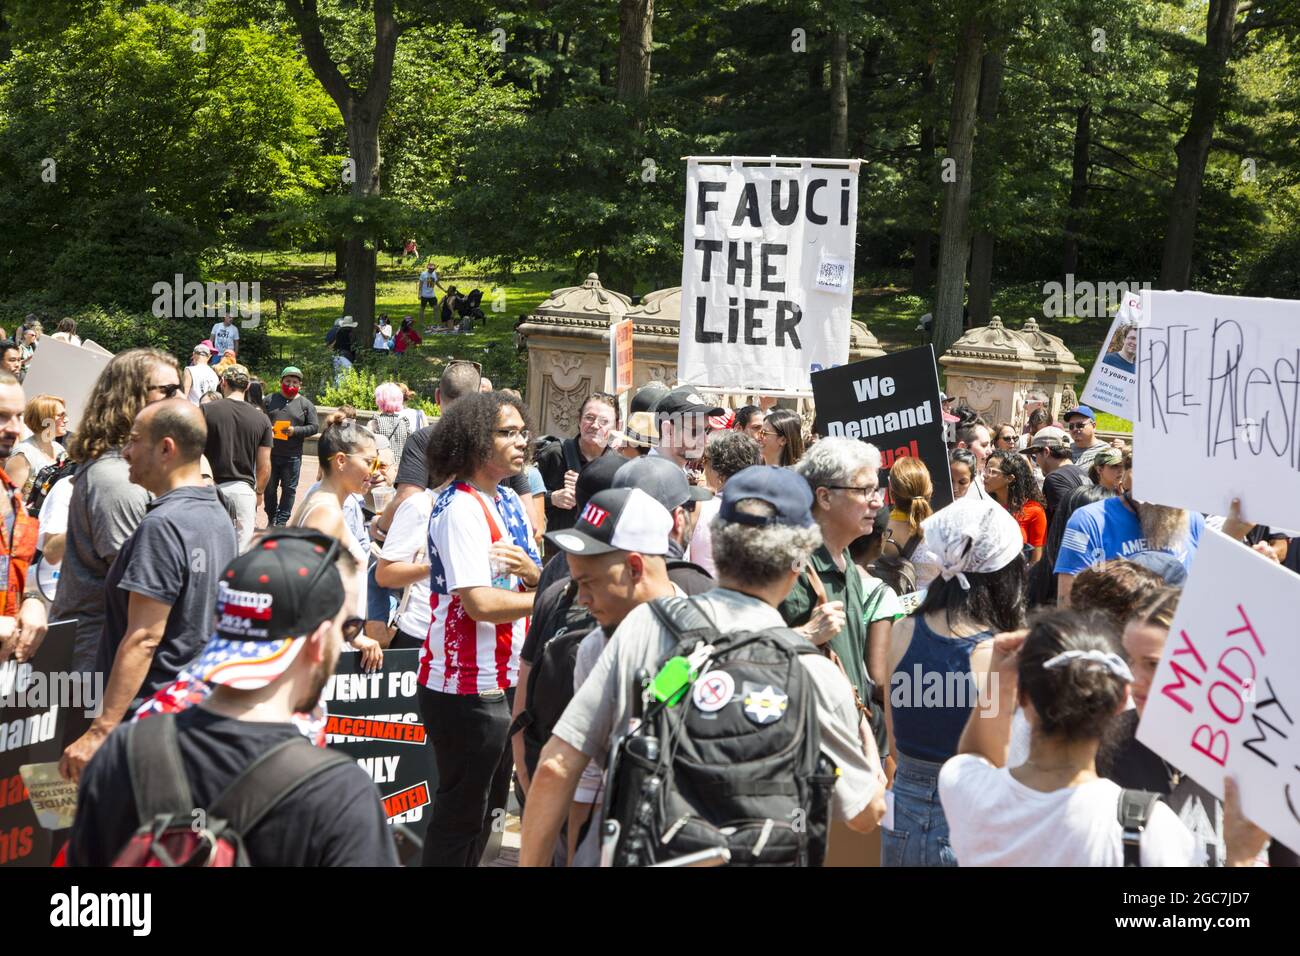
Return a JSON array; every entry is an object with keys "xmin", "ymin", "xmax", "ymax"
[{"xmin": 1080, "ymin": 310, "xmax": 1140, "ymax": 419}]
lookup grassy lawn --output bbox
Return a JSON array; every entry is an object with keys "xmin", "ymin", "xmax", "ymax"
[
  {"xmin": 252, "ymin": 251, "xmax": 560, "ymax": 398},
  {"xmin": 252, "ymin": 253, "xmax": 1127, "ymax": 426}
]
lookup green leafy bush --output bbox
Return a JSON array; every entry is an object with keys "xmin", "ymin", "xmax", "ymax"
[{"xmin": 319, "ymin": 366, "xmax": 439, "ymax": 416}]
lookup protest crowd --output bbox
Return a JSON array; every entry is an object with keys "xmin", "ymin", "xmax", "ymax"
[{"xmin": 0, "ymin": 323, "xmax": 1296, "ymax": 871}]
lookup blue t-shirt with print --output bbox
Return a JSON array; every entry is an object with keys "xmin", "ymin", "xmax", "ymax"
[{"xmin": 1054, "ymin": 496, "xmax": 1204, "ymax": 576}]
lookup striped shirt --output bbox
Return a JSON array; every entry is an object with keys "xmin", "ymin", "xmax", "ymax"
[{"xmin": 419, "ymin": 482, "xmax": 538, "ymax": 695}]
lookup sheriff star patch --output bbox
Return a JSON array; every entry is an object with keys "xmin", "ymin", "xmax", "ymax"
[{"xmin": 742, "ymin": 683, "xmax": 788, "ymax": 725}]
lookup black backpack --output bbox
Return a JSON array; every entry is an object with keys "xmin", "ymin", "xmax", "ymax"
[
  {"xmin": 534, "ymin": 435, "xmax": 582, "ymax": 475},
  {"xmin": 604, "ymin": 596, "xmax": 838, "ymax": 867},
  {"xmin": 1118, "ymin": 788, "xmax": 1161, "ymax": 867},
  {"xmin": 113, "ymin": 713, "xmax": 354, "ymax": 867},
  {"xmin": 513, "ymin": 586, "xmax": 600, "ymax": 777},
  {"xmin": 27, "ymin": 457, "xmax": 76, "ymax": 513},
  {"xmin": 870, "ymin": 534, "xmax": 919, "ymax": 596}
]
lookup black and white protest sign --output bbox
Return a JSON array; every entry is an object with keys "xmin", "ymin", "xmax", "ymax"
[
  {"xmin": 0, "ymin": 621, "xmax": 82, "ymax": 867},
  {"xmin": 1132, "ymin": 290, "xmax": 1300, "ymax": 531},
  {"xmin": 812, "ymin": 345, "xmax": 953, "ymax": 510},
  {"xmin": 678, "ymin": 158, "xmax": 860, "ymax": 391},
  {"xmin": 322, "ymin": 649, "xmax": 438, "ymax": 848}
]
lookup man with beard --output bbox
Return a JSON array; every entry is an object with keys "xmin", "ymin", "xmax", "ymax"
[
  {"xmin": 1053, "ymin": 457, "xmax": 1205, "ymax": 607},
  {"xmin": 68, "ymin": 529, "xmax": 398, "ymax": 866}
]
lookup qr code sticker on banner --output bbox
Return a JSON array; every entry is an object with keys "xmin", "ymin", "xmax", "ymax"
[{"xmin": 815, "ymin": 255, "xmax": 850, "ymax": 293}]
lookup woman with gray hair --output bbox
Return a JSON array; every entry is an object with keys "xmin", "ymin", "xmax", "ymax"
[
  {"xmin": 690, "ymin": 430, "xmax": 762, "ymax": 576},
  {"xmin": 780, "ymin": 438, "xmax": 888, "ymax": 753}
]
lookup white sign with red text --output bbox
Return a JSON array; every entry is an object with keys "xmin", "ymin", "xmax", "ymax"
[{"xmin": 1136, "ymin": 527, "xmax": 1300, "ymax": 853}]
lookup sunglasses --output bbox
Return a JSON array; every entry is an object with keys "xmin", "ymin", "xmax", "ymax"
[
  {"xmin": 1066, "ymin": 422, "xmax": 1091, "ymax": 431},
  {"xmin": 342, "ymin": 616, "xmax": 365, "ymax": 642},
  {"xmin": 348, "ymin": 453, "xmax": 382, "ymax": 475},
  {"xmin": 149, "ymin": 382, "xmax": 183, "ymax": 399}
]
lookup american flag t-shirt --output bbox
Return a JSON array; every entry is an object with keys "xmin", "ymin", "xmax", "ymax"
[{"xmin": 418, "ymin": 482, "xmax": 537, "ymax": 695}]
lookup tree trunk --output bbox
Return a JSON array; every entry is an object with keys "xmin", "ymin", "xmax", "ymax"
[
  {"xmin": 1061, "ymin": 101, "xmax": 1091, "ymax": 277},
  {"xmin": 966, "ymin": 45, "xmax": 1004, "ymax": 328},
  {"xmin": 1159, "ymin": 0, "xmax": 1238, "ymax": 290},
  {"xmin": 333, "ymin": 236, "xmax": 347, "ymax": 279},
  {"xmin": 828, "ymin": 30, "xmax": 849, "ymax": 156},
  {"xmin": 284, "ymin": 0, "xmax": 400, "ymax": 346},
  {"xmin": 967, "ymin": 234, "xmax": 994, "ymax": 327},
  {"xmin": 911, "ymin": 63, "xmax": 937, "ymax": 291},
  {"xmin": 616, "ymin": 0, "xmax": 653, "ymax": 104},
  {"xmin": 343, "ymin": 115, "xmax": 382, "ymax": 337},
  {"xmin": 932, "ymin": 13, "xmax": 985, "ymax": 357}
]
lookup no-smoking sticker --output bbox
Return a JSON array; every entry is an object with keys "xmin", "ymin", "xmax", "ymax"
[{"xmin": 691, "ymin": 670, "xmax": 735, "ymax": 713}]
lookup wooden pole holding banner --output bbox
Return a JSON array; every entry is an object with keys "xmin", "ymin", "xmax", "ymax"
[{"xmin": 682, "ymin": 155, "xmax": 865, "ymax": 167}]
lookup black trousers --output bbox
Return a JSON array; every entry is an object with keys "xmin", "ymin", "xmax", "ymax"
[{"xmin": 418, "ymin": 685, "xmax": 515, "ymax": 867}]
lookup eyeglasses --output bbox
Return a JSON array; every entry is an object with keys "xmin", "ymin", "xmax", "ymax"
[
  {"xmin": 581, "ymin": 413, "xmax": 613, "ymax": 427},
  {"xmin": 148, "ymin": 382, "xmax": 183, "ymax": 399},
  {"xmin": 827, "ymin": 485, "xmax": 882, "ymax": 498},
  {"xmin": 341, "ymin": 616, "xmax": 365, "ymax": 642},
  {"xmin": 495, "ymin": 428, "xmax": 530, "ymax": 442}
]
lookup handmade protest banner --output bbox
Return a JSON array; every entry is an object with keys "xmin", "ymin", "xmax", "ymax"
[
  {"xmin": 811, "ymin": 345, "xmax": 953, "ymax": 510},
  {"xmin": 1136, "ymin": 528, "xmax": 1300, "ymax": 853},
  {"xmin": 0, "ymin": 621, "xmax": 81, "ymax": 867},
  {"xmin": 610, "ymin": 318, "xmax": 633, "ymax": 395},
  {"xmin": 322, "ymin": 649, "xmax": 437, "ymax": 854},
  {"xmin": 1080, "ymin": 290, "xmax": 1142, "ymax": 418},
  {"xmin": 678, "ymin": 158, "xmax": 860, "ymax": 392},
  {"xmin": 1132, "ymin": 290, "xmax": 1300, "ymax": 531}
]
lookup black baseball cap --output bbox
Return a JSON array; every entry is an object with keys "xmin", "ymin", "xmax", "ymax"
[
  {"xmin": 653, "ymin": 386, "xmax": 725, "ymax": 421},
  {"xmin": 576, "ymin": 454, "xmax": 629, "ymax": 512},
  {"xmin": 718, "ymin": 465, "xmax": 815, "ymax": 528},
  {"xmin": 612, "ymin": 454, "xmax": 712, "ymax": 508},
  {"xmin": 545, "ymin": 488, "xmax": 673, "ymax": 557},
  {"xmin": 192, "ymin": 529, "xmax": 348, "ymax": 690},
  {"xmin": 630, "ymin": 382, "xmax": 670, "ymax": 417}
]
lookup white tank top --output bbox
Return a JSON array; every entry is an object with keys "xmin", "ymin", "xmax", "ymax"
[
  {"xmin": 187, "ymin": 363, "xmax": 219, "ymax": 404},
  {"xmin": 292, "ymin": 494, "xmax": 369, "ymax": 615}
]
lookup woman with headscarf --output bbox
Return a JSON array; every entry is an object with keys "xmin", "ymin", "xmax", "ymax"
[{"xmin": 882, "ymin": 498, "xmax": 1027, "ymax": 866}]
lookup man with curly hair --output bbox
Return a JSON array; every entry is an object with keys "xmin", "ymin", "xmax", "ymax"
[{"xmin": 419, "ymin": 391, "xmax": 543, "ymax": 867}]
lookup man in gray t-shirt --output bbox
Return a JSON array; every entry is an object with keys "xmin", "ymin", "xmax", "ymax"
[
  {"xmin": 519, "ymin": 466, "xmax": 886, "ymax": 865},
  {"xmin": 51, "ymin": 449, "xmax": 149, "ymax": 672},
  {"xmin": 60, "ymin": 399, "xmax": 237, "ymax": 782}
]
